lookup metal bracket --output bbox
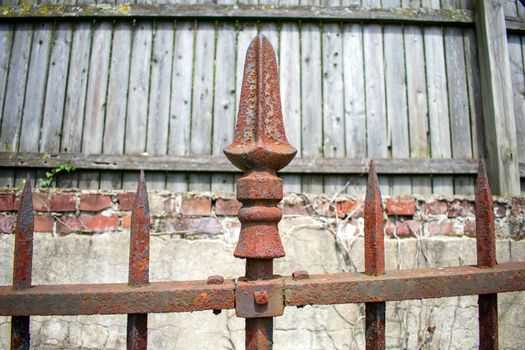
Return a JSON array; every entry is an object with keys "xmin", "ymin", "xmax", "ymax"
[{"xmin": 235, "ymin": 276, "xmax": 284, "ymax": 318}]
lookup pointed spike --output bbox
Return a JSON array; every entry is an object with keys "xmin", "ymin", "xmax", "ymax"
[
  {"xmin": 224, "ymin": 34, "xmax": 296, "ymax": 172},
  {"xmin": 13, "ymin": 178, "xmax": 34, "ymax": 290},
  {"xmin": 475, "ymin": 158, "xmax": 496, "ymax": 268},
  {"xmin": 128, "ymin": 171, "xmax": 150, "ymax": 287},
  {"xmin": 364, "ymin": 160, "xmax": 384, "ymax": 276}
]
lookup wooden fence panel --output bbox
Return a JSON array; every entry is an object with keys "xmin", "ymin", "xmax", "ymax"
[
  {"xmin": 166, "ymin": 21, "xmax": 192, "ymax": 192},
  {"xmin": 384, "ymin": 0, "xmax": 411, "ymax": 196},
  {"xmin": 0, "ymin": 7, "xmax": 520, "ymax": 194},
  {"xmin": 0, "ymin": 23, "xmax": 32, "ymax": 188},
  {"xmin": 508, "ymin": 34, "xmax": 525, "ymax": 194}
]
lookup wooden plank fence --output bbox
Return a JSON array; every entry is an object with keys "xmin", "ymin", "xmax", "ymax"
[{"xmin": 0, "ymin": 0, "xmax": 523, "ymax": 195}]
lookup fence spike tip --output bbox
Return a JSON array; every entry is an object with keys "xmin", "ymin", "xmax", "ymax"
[
  {"xmin": 129, "ymin": 170, "xmax": 150, "ymax": 287},
  {"xmin": 134, "ymin": 170, "xmax": 149, "ymax": 212},
  {"xmin": 224, "ymin": 34, "xmax": 296, "ymax": 172},
  {"xmin": 476, "ymin": 158, "xmax": 490, "ymax": 192},
  {"xmin": 475, "ymin": 158, "xmax": 496, "ymax": 268},
  {"xmin": 365, "ymin": 160, "xmax": 382, "ymax": 205},
  {"xmin": 364, "ymin": 159, "xmax": 384, "ymax": 276},
  {"xmin": 16, "ymin": 177, "xmax": 34, "ymax": 234}
]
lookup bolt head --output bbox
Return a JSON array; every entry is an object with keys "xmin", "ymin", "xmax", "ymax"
[
  {"xmin": 207, "ymin": 275, "xmax": 224, "ymax": 285},
  {"xmin": 292, "ymin": 270, "xmax": 309, "ymax": 280},
  {"xmin": 253, "ymin": 290, "xmax": 269, "ymax": 305}
]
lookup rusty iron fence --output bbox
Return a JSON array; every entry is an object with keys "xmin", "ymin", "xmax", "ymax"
[{"xmin": 2, "ymin": 35, "xmax": 525, "ymax": 350}]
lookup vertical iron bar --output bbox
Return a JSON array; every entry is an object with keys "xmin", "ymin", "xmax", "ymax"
[
  {"xmin": 364, "ymin": 161, "xmax": 385, "ymax": 350},
  {"xmin": 475, "ymin": 159, "xmax": 498, "ymax": 350},
  {"xmin": 127, "ymin": 171, "xmax": 150, "ymax": 350},
  {"xmin": 224, "ymin": 34, "xmax": 296, "ymax": 350},
  {"xmin": 11, "ymin": 178, "xmax": 34, "ymax": 350}
]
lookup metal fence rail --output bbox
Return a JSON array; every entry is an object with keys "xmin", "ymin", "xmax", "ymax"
[{"xmin": 2, "ymin": 35, "xmax": 525, "ymax": 350}]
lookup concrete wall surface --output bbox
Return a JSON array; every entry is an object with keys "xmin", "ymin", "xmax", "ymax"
[{"xmin": 0, "ymin": 216, "xmax": 524, "ymax": 349}]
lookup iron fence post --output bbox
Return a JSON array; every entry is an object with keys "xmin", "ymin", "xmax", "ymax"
[
  {"xmin": 475, "ymin": 159, "xmax": 498, "ymax": 349},
  {"xmin": 224, "ymin": 34, "xmax": 296, "ymax": 350},
  {"xmin": 127, "ymin": 171, "xmax": 150, "ymax": 350},
  {"xmin": 364, "ymin": 161, "xmax": 385, "ymax": 350},
  {"xmin": 11, "ymin": 178, "xmax": 34, "ymax": 350}
]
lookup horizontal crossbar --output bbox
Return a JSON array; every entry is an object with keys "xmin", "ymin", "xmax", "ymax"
[
  {"xmin": 0, "ymin": 279, "xmax": 235, "ymax": 316},
  {"xmin": 0, "ymin": 151, "xmax": 497, "ymax": 175},
  {"xmin": 285, "ymin": 262, "xmax": 525, "ymax": 306},
  {"xmin": 0, "ymin": 4, "xmax": 523, "ymax": 34},
  {"xmin": 0, "ymin": 5, "xmax": 473, "ymax": 25},
  {"xmin": 1, "ymin": 262, "xmax": 523, "ymax": 316}
]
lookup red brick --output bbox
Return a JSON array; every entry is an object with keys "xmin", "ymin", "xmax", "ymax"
[
  {"xmin": 447, "ymin": 200, "xmax": 474, "ymax": 218},
  {"xmin": 0, "ymin": 193, "xmax": 16, "ymax": 211},
  {"xmin": 428, "ymin": 221, "xmax": 454, "ymax": 236},
  {"xmin": 33, "ymin": 193, "xmax": 77, "ymax": 212},
  {"xmin": 386, "ymin": 220, "xmax": 421, "ymax": 237},
  {"xmin": 181, "ymin": 197, "xmax": 211, "ymax": 216},
  {"xmin": 118, "ymin": 192, "xmax": 135, "ymax": 211},
  {"xmin": 386, "ymin": 197, "xmax": 416, "ymax": 216},
  {"xmin": 35, "ymin": 215, "xmax": 54, "ymax": 232},
  {"xmin": 56, "ymin": 215, "xmax": 119, "ymax": 233},
  {"xmin": 159, "ymin": 217, "xmax": 222, "ymax": 236},
  {"xmin": 122, "ymin": 214, "xmax": 131, "ymax": 229},
  {"xmin": 80, "ymin": 194, "xmax": 112, "ymax": 211},
  {"xmin": 511, "ymin": 197, "xmax": 524, "ymax": 216},
  {"xmin": 215, "ymin": 199, "xmax": 242, "ymax": 216},
  {"xmin": 317, "ymin": 200, "xmax": 361, "ymax": 218},
  {"xmin": 0, "ymin": 215, "xmax": 16, "ymax": 233},
  {"xmin": 464, "ymin": 220, "xmax": 476, "ymax": 237},
  {"xmin": 56, "ymin": 217, "xmax": 82, "ymax": 234},
  {"xmin": 283, "ymin": 203, "xmax": 309, "ymax": 216},
  {"xmin": 422, "ymin": 201, "xmax": 448, "ymax": 216}
]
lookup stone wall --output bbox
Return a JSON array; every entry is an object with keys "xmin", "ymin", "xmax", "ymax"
[{"xmin": 0, "ymin": 189, "xmax": 524, "ymax": 349}]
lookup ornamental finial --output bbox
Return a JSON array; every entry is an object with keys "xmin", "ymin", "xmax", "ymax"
[{"xmin": 224, "ymin": 34, "xmax": 296, "ymax": 173}]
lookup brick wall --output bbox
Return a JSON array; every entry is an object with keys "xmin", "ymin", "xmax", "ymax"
[
  {"xmin": 1, "ymin": 189, "xmax": 524, "ymax": 349},
  {"xmin": 0, "ymin": 189, "xmax": 523, "ymax": 240}
]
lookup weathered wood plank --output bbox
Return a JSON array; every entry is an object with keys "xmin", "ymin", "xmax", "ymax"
[
  {"xmin": 518, "ymin": 0, "xmax": 525, "ymax": 19},
  {"xmin": 504, "ymin": 0, "xmax": 519, "ymax": 17},
  {"xmin": 0, "ymin": 23, "xmax": 32, "ymax": 188},
  {"xmin": 508, "ymin": 35, "xmax": 525, "ymax": 166},
  {"xmin": 0, "ymin": 24, "xmax": 14, "ymax": 145},
  {"xmin": 443, "ymin": 1, "xmax": 474, "ymax": 195},
  {"xmin": 122, "ymin": 21, "xmax": 153, "ymax": 190},
  {"xmin": 300, "ymin": 22, "xmax": 323, "ymax": 193},
  {"xmin": 166, "ymin": 21, "xmax": 193, "ymax": 192},
  {"xmin": 211, "ymin": 22, "xmax": 236, "ymax": 194},
  {"xmin": 463, "ymin": 28, "xmax": 484, "ymax": 161},
  {"xmin": 189, "ymin": 22, "xmax": 215, "ymax": 191},
  {"xmin": 79, "ymin": 21, "xmax": 112, "ymax": 189},
  {"xmin": 384, "ymin": 0, "xmax": 411, "ymax": 195},
  {"xmin": 40, "ymin": 23, "xmax": 73, "ymax": 154},
  {"xmin": 363, "ymin": 17, "xmax": 389, "ymax": 195},
  {"xmin": 0, "ymin": 4, "xmax": 475, "ymax": 26},
  {"xmin": 342, "ymin": 23, "xmax": 367, "ymax": 196},
  {"xmin": 322, "ymin": 22, "xmax": 347, "ymax": 194},
  {"xmin": 403, "ymin": 15, "xmax": 432, "ymax": 195},
  {"xmin": 475, "ymin": 0, "xmax": 520, "ymax": 195},
  {"xmin": 0, "ymin": 152, "xmax": 489, "ymax": 175},
  {"xmin": 279, "ymin": 16, "xmax": 302, "ymax": 194},
  {"xmin": 16, "ymin": 22, "xmax": 52, "ymax": 187},
  {"xmin": 60, "ymin": 22, "xmax": 92, "ymax": 188},
  {"xmin": 146, "ymin": 21, "xmax": 174, "ymax": 190},
  {"xmin": 423, "ymin": 0, "xmax": 453, "ymax": 194},
  {"xmin": 100, "ymin": 21, "xmax": 132, "ymax": 189}
]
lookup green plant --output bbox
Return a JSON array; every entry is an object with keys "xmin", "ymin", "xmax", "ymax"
[{"xmin": 37, "ymin": 162, "xmax": 75, "ymax": 188}]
